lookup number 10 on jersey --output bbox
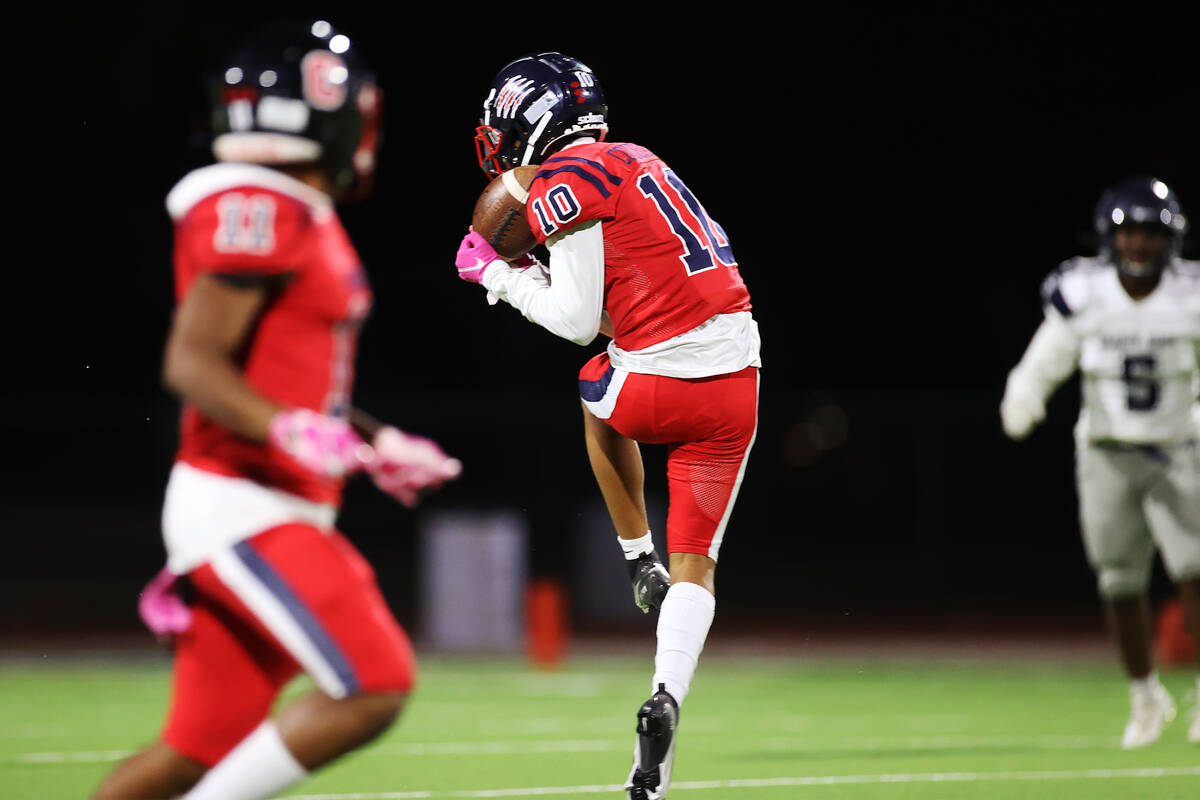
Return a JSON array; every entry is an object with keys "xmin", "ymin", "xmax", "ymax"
[{"xmin": 638, "ymin": 170, "xmax": 737, "ymax": 275}]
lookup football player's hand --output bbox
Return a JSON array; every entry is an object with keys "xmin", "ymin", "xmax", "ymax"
[
  {"xmin": 268, "ymin": 408, "xmax": 371, "ymax": 477},
  {"xmin": 365, "ymin": 426, "xmax": 463, "ymax": 507},
  {"xmin": 456, "ymin": 230, "xmax": 501, "ymax": 284},
  {"xmin": 138, "ymin": 566, "xmax": 193, "ymax": 641},
  {"xmin": 1000, "ymin": 380, "xmax": 1045, "ymax": 440},
  {"xmin": 628, "ymin": 552, "xmax": 671, "ymax": 613}
]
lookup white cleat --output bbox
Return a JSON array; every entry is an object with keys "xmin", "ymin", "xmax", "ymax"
[
  {"xmin": 1189, "ymin": 707, "xmax": 1200, "ymax": 745},
  {"xmin": 1121, "ymin": 682, "xmax": 1175, "ymax": 749}
]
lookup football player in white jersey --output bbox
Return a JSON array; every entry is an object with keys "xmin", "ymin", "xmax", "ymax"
[{"xmin": 1001, "ymin": 175, "xmax": 1200, "ymax": 748}]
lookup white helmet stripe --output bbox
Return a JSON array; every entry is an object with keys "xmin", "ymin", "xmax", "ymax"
[
  {"xmin": 521, "ymin": 110, "xmax": 554, "ymax": 166},
  {"xmin": 482, "ymin": 87, "xmax": 496, "ymax": 127}
]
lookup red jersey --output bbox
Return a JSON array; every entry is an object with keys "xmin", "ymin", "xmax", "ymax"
[
  {"xmin": 525, "ymin": 142, "xmax": 752, "ymax": 352},
  {"xmin": 166, "ymin": 163, "xmax": 372, "ymax": 504}
]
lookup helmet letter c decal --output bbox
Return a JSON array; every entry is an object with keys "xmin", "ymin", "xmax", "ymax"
[{"xmin": 301, "ymin": 50, "xmax": 348, "ymax": 111}]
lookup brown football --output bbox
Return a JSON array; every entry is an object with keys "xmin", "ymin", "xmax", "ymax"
[{"xmin": 471, "ymin": 165, "xmax": 539, "ymax": 260}]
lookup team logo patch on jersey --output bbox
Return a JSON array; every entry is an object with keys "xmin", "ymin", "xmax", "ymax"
[{"xmin": 301, "ymin": 50, "xmax": 349, "ymax": 111}]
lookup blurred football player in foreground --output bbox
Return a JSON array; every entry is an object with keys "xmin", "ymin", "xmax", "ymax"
[
  {"xmin": 455, "ymin": 53, "xmax": 761, "ymax": 799},
  {"xmin": 1001, "ymin": 175, "xmax": 1200, "ymax": 748},
  {"xmin": 91, "ymin": 19, "xmax": 460, "ymax": 800}
]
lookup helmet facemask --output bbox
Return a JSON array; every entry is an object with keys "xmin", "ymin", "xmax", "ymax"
[
  {"xmin": 1094, "ymin": 176, "xmax": 1188, "ymax": 278},
  {"xmin": 474, "ymin": 124, "xmax": 508, "ymax": 179},
  {"xmin": 1112, "ymin": 220, "xmax": 1172, "ymax": 280}
]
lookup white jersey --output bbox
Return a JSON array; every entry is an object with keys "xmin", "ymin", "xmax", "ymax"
[{"xmin": 1010, "ymin": 256, "xmax": 1200, "ymax": 444}]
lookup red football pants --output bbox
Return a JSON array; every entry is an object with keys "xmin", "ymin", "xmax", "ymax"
[
  {"xmin": 161, "ymin": 523, "xmax": 415, "ymax": 766},
  {"xmin": 580, "ymin": 353, "xmax": 759, "ymax": 559}
]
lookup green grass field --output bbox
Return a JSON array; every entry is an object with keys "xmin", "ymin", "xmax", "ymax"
[{"xmin": 1, "ymin": 650, "xmax": 1198, "ymax": 799}]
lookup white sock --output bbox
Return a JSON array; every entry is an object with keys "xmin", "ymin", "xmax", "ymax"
[
  {"xmin": 1130, "ymin": 671, "xmax": 1161, "ymax": 698},
  {"xmin": 618, "ymin": 531, "xmax": 656, "ymax": 560},
  {"xmin": 183, "ymin": 721, "xmax": 307, "ymax": 800},
  {"xmin": 652, "ymin": 581, "xmax": 715, "ymax": 705}
]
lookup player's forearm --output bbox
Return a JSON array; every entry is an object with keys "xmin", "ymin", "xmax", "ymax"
[
  {"xmin": 1008, "ymin": 315, "xmax": 1081, "ymax": 400},
  {"xmin": 485, "ymin": 271, "xmax": 599, "ymax": 343},
  {"xmin": 483, "ymin": 221, "xmax": 604, "ymax": 344},
  {"xmin": 163, "ymin": 346, "xmax": 282, "ymax": 442}
]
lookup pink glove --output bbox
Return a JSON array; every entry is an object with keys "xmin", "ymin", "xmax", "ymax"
[
  {"xmin": 365, "ymin": 426, "xmax": 463, "ymax": 507},
  {"xmin": 268, "ymin": 408, "xmax": 371, "ymax": 478},
  {"xmin": 138, "ymin": 567, "xmax": 193, "ymax": 640},
  {"xmin": 456, "ymin": 230, "xmax": 502, "ymax": 284}
]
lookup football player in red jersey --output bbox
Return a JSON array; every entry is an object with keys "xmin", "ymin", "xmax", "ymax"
[
  {"xmin": 91, "ymin": 20, "xmax": 461, "ymax": 800},
  {"xmin": 457, "ymin": 53, "xmax": 761, "ymax": 800}
]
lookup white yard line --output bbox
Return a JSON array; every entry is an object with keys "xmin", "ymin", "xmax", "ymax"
[
  {"xmin": 6, "ymin": 732, "xmax": 1123, "ymax": 765},
  {"xmin": 280, "ymin": 767, "xmax": 1200, "ymax": 798}
]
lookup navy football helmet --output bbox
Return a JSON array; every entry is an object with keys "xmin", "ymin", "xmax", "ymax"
[
  {"xmin": 474, "ymin": 52, "xmax": 608, "ymax": 179},
  {"xmin": 1093, "ymin": 175, "xmax": 1188, "ymax": 276},
  {"xmin": 208, "ymin": 19, "xmax": 382, "ymax": 195}
]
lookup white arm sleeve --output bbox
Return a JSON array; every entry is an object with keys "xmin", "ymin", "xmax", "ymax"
[
  {"xmin": 1007, "ymin": 313, "xmax": 1081, "ymax": 402},
  {"xmin": 481, "ymin": 219, "xmax": 605, "ymax": 346}
]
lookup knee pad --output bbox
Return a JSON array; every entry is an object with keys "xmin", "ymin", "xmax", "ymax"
[{"xmin": 1096, "ymin": 562, "xmax": 1153, "ymax": 600}]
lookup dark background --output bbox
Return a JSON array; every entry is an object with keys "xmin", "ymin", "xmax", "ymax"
[{"xmin": 5, "ymin": 6, "xmax": 1197, "ymax": 645}]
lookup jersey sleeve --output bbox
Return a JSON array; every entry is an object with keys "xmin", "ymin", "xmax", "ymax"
[
  {"xmin": 525, "ymin": 153, "xmax": 622, "ymax": 245},
  {"xmin": 1039, "ymin": 258, "xmax": 1090, "ymax": 322},
  {"xmin": 176, "ymin": 188, "xmax": 314, "ymax": 280},
  {"xmin": 1008, "ymin": 265, "xmax": 1085, "ymax": 407},
  {"xmin": 1008, "ymin": 313, "xmax": 1081, "ymax": 398}
]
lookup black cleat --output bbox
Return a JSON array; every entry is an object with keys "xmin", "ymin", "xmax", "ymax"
[
  {"xmin": 625, "ymin": 684, "xmax": 678, "ymax": 799},
  {"xmin": 628, "ymin": 550, "xmax": 670, "ymax": 613}
]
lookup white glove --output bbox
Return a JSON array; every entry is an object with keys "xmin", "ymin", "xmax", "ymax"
[{"xmin": 1000, "ymin": 376, "xmax": 1046, "ymax": 440}]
